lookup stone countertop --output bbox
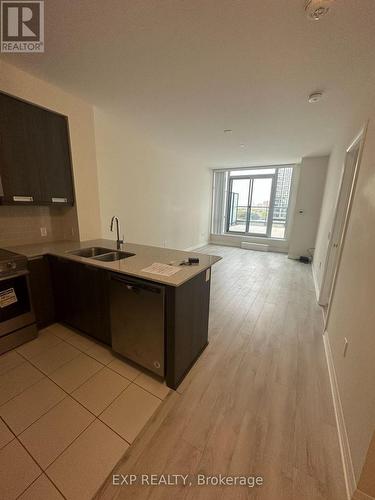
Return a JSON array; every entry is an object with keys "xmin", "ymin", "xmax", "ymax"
[{"xmin": 5, "ymin": 239, "xmax": 221, "ymax": 287}]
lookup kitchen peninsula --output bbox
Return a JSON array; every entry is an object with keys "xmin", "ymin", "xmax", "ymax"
[{"xmin": 7, "ymin": 239, "xmax": 221, "ymax": 389}]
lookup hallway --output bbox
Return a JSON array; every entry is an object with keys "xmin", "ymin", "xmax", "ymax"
[{"xmin": 97, "ymin": 245, "xmax": 346, "ymax": 500}]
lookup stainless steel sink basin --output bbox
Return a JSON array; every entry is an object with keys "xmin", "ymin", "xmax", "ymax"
[
  {"xmin": 68, "ymin": 247, "xmax": 113, "ymax": 258},
  {"xmin": 93, "ymin": 251, "xmax": 135, "ymax": 262}
]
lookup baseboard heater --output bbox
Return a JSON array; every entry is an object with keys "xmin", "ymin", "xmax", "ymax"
[{"xmin": 240, "ymin": 242, "xmax": 269, "ymax": 252}]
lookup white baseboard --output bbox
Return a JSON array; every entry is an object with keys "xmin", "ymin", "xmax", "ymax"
[
  {"xmin": 287, "ymin": 253, "xmax": 300, "ymax": 260},
  {"xmin": 323, "ymin": 331, "xmax": 357, "ymax": 500},
  {"xmin": 208, "ymin": 238, "xmax": 237, "ymax": 248},
  {"xmin": 353, "ymin": 489, "xmax": 375, "ymax": 500},
  {"xmin": 184, "ymin": 241, "xmax": 209, "ymax": 252},
  {"xmin": 312, "ymin": 262, "xmax": 321, "ymax": 302}
]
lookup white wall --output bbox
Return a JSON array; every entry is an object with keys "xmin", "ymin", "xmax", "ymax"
[
  {"xmin": 323, "ymin": 117, "xmax": 375, "ymax": 486},
  {"xmin": 313, "ymin": 109, "xmax": 375, "ymax": 496},
  {"xmin": 288, "ymin": 156, "xmax": 328, "ymax": 260},
  {"xmin": 0, "ymin": 61, "xmax": 102, "ymax": 241},
  {"xmin": 94, "ymin": 108, "xmax": 211, "ymax": 250}
]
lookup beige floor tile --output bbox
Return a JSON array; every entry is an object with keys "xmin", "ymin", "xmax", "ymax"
[
  {"xmin": 0, "ymin": 350, "xmax": 24, "ymax": 376},
  {"xmin": 135, "ymin": 372, "xmax": 171, "ymax": 400},
  {"xmin": 100, "ymin": 383, "xmax": 161, "ymax": 443},
  {"xmin": 47, "ymin": 420, "xmax": 129, "ymax": 500},
  {"xmin": 0, "ymin": 439, "xmax": 41, "ymax": 499},
  {"xmin": 49, "ymin": 353, "xmax": 102, "ymax": 393},
  {"xmin": 44, "ymin": 323, "xmax": 75, "ymax": 341},
  {"xmin": 0, "ymin": 378, "xmax": 65, "ymax": 435},
  {"xmin": 72, "ymin": 367, "xmax": 130, "ymax": 416},
  {"xmin": 65, "ymin": 331, "xmax": 98, "ymax": 352},
  {"xmin": 37, "ymin": 327, "xmax": 60, "ymax": 339},
  {"xmin": 30, "ymin": 341, "xmax": 81, "ymax": 374},
  {"xmin": 19, "ymin": 396, "xmax": 94, "ymax": 469},
  {"xmin": 86, "ymin": 342, "xmax": 116, "ymax": 365},
  {"xmin": 18, "ymin": 473, "xmax": 64, "ymax": 500},
  {"xmin": 108, "ymin": 357, "xmax": 141, "ymax": 381},
  {"xmin": 0, "ymin": 418, "xmax": 14, "ymax": 449},
  {"xmin": 16, "ymin": 331, "xmax": 62, "ymax": 360},
  {"xmin": 0, "ymin": 362, "xmax": 44, "ymax": 406}
]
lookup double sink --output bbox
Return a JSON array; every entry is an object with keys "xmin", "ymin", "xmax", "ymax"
[{"xmin": 68, "ymin": 247, "xmax": 135, "ymax": 262}]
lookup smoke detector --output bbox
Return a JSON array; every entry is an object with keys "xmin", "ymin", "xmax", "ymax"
[{"xmin": 305, "ymin": 0, "xmax": 335, "ymax": 21}]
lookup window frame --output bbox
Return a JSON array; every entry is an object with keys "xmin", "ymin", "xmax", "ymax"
[
  {"xmin": 224, "ymin": 166, "xmax": 293, "ymax": 240},
  {"xmin": 226, "ymin": 173, "xmax": 276, "ymax": 237}
]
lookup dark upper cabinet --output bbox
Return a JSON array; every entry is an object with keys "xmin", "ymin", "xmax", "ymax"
[
  {"xmin": 0, "ymin": 92, "xmax": 74, "ymax": 206},
  {"xmin": 38, "ymin": 109, "xmax": 74, "ymax": 205},
  {"xmin": 0, "ymin": 93, "xmax": 42, "ymax": 203}
]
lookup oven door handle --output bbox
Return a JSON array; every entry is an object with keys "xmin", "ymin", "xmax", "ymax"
[{"xmin": 0, "ymin": 270, "xmax": 29, "ymax": 283}]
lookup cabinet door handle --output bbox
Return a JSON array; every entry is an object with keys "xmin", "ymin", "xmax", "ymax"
[
  {"xmin": 13, "ymin": 196, "xmax": 34, "ymax": 202},
  {"xmin": 51, "ymin": 197, "xmax": 68, "ymax": 203}
]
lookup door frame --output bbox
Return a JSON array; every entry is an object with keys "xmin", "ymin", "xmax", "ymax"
[
  {"xmin": 226, "ymin": 173, "xmax": 276, "ymax": 237},
  {"xmin": 319, "ymin": 123, "xmax": 368, "ymax": 321}
]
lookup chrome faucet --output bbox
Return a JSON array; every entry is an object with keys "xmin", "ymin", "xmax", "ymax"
[{"xmin": 110, "ymin": 216, "xmax": 124, "ymax": 248}]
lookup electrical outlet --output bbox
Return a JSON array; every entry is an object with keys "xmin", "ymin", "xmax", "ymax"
[
  {"xmin": 343, "ymin": 338, "xmax": 349, "ymax": 357},
  {"xmin": 40, "ymin": 227, "xmax": 47, "ymax": 237}
]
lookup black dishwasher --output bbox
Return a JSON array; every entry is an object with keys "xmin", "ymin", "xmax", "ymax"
[{"xmin": 109, "ymin": 274, "xmax": 165, "ymax": 376}]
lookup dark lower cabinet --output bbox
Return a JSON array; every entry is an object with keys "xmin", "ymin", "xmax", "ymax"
[
  {"xmin": 80, "ymin": 264, "xmax": 111, "ymax": 345},
  {"xmin": 29, "ymin": 254, "xmax": 211, "ymax": 389},
  {"xmin": 49, "ymin": 257, "xmax": 111, "ymax": 345},
  {"xmin": 28, "ymin": 256, "xmax": 55, "ymax": 329},
  {"xmin": 165, "ymin": 270, "xmax": 211, "ymax": 389}
]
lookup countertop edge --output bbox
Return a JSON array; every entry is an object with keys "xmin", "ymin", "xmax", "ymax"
[{"xmin": 7, "ymin": 239, "xmax": 221, "ymax": 287}]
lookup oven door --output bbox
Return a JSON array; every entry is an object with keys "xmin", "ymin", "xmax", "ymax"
[{"xmin": 0, "ymin": 271, "xmax": 35, "ymax": 337}]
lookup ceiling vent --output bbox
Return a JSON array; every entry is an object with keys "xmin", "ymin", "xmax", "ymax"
[{"xmin": 305, "ymin": 0, "xmax": 335, "ymax": 21}]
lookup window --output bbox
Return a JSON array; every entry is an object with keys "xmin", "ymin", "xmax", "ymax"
[
  {"xmin": 212, "ymin": 166, "xmax": 294, "ymax": 239},
  {"xmin": 271, "ymin": 167, "xmax": 293, "ymax": 238}
]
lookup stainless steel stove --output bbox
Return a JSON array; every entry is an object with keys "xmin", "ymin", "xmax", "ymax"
[{"xmin": 0, "ymin": 249, "xmax": 37, "ymax": 355}]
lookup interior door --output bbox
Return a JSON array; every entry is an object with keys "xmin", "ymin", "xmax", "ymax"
[{"xmin": 319, "ymin": 129, "xmax": 365, "ymax": 308}]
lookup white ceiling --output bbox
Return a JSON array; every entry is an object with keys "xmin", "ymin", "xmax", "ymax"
[{"xmin": 2, "ymin": 0, "xmax": 375, "ymax": 166}]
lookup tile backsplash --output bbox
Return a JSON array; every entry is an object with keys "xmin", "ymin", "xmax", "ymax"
[{"xmin": 0, "ymin": 205, "xmax": 79, "ymax": 248}]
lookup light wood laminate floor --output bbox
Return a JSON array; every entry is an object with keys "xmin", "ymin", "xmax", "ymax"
[{"xmin": 97, "ymin": 245, "xmax": 346, "ymax": 500}]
